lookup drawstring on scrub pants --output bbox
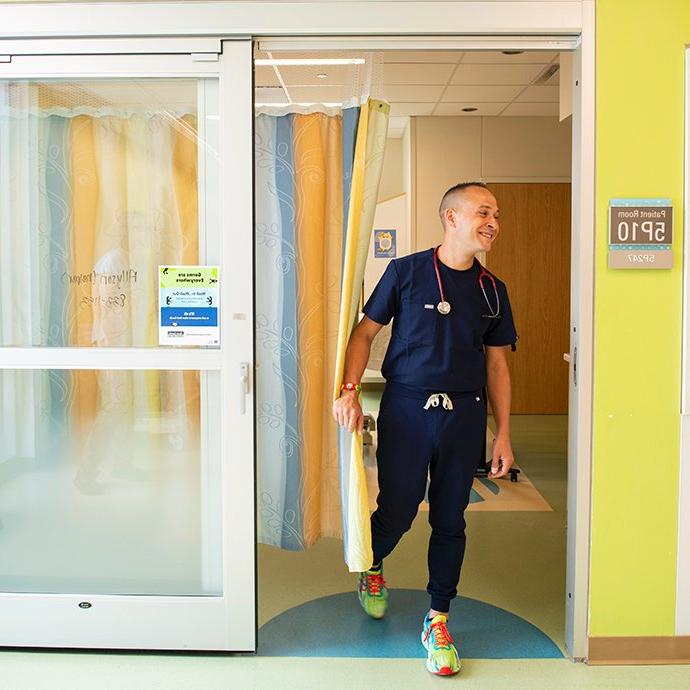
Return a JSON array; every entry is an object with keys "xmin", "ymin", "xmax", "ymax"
[
  {"xmin": 421, "ymin": 391, "xmax": 482, "ymax": 504},
  {"xmin": 422, "ymin": 394, "xmax": 453, "ymax": 504},
  {"xmin": 423, "ymin": 393, "xmax": 454, "ymax": 411}
]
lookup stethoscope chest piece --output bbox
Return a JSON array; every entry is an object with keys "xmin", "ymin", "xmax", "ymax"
[{"xmin": 433, "ymin": 245, "xmax": 501, "ymax": 320}]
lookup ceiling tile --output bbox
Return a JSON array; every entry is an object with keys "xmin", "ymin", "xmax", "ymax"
[
  {"xmin": 288, "ymin": 85, "xmax": 346, "ymax": 102},
  {"xmin": 383, "ymin": 51, "xmax": 462, "ymax": 64},
  {"xmin": 516, "ymin": 85, "xmax": 560, "ymax": 102},
  {"xmin": 384, "ymin": 63, "xmax": 455, "ymax": 85},
  {"xmin": 275, "ymin": 64, "xmax": 351, "ymax": 86},
  {"xmin": 433, "ymin": 102, "xmax": 506, "ymax": 116},
  {"xmin": 389, "ymin": 103, "xmax": 435, "ymax": 117},
  {"xmin": 450, "ymin": 63, "xmax": 544, "ymax": 85},
  {"xmin": 383, "ymin": 84, "xmax": 445, "ymax": 102},
  {"xmin": 255, "ymin": 65, "xmax": 280, "ymax": 88},
  {"xmin": 442, "ymin": 84, "xmax": 522, "ymax": 102},
  {"xmin": 501, "ymin": 102, "xmax": 559, "ymax": 116},
  {"xmin": 254, "ymin": 87, "xmax": 288, "ymax": 105},
  {"xmin": 462, "ymin": 51, "xmax": 557, "ymax": 64}
]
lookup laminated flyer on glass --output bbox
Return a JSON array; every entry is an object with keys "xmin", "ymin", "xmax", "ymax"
[{"xmin": 159, "ymin": 266, "xmax": 220, "ymax": 346}]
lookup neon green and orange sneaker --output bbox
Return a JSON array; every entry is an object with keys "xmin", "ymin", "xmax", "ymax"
[
  {"xmin": 421, "ymin": 613, "xmax": 461, "ymax": 676},
  {"xmin": 357, "ymin": 566, "xmax": 388, "ymax": 619}
]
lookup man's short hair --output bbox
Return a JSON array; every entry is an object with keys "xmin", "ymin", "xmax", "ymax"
[{"xmin": 438, "ymin": 181, "xmax": 489, "ymax": 218}]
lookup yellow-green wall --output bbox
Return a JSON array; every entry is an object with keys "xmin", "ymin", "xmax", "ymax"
[{"xmin": 592, "ymin": 0, "xmax": 687, "ymax": 636}]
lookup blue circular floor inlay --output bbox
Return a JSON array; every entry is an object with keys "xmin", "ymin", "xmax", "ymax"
[{"xmin": 259, "ymin": 589, "xmax": 563, "ymax": 658}]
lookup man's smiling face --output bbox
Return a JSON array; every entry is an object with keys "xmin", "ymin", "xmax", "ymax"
[{"xmin": 444, "ymin": 186, "xmax": 500, "ymax": 254}]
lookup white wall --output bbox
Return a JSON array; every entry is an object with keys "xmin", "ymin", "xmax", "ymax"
[
  {"xmin": 482, "ymin": 116, "xmax": 572, "ymax": 180},
  {"xmin": 414, "ymin": 117, "xmax": 483, "ymax": 251},
  {"xmin": 364, "ymin": 194, "xmax": 408, "ymax": 302},
  {"xmin": 376, "ymin": 137, "xmax": 404, "ymax": 202},
  {"xmin": 413, "ymin": 115, "xmax": 572, "ymax": 251},
  {"xmin": 402, "ymin": 119, "xmax": 414, "ymax": 250}
]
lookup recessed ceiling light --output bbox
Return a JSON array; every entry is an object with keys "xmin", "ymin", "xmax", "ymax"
[
  {"xmin": 255, "ymin": 58, "xmax": 365, "ymax": 66},
  {"xmin": 462, "ymin": 107, "xmax": 478, "ymax": 112},
  {"xmin": 501, "ymin": 50, "xmax": 525, "ymax": 55},
  {"xmin": 316, "ymin": 73, "xmax": 328, "ymax": 79}
]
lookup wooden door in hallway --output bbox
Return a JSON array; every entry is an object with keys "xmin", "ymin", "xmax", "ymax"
[{"xmin": 486, "ymin": 183, "xmax": 571, "ymax": 414}]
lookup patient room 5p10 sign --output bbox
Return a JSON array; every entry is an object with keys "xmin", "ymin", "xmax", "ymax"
[
  {"xmin": 608, "ymin": 198, "xmax": 673, "ymax": 269},
  {"xmin": 159, "ymin": 266, "xmax": 220, "ymax": 346}
]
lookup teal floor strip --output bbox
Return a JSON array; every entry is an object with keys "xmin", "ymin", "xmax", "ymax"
[
  {"xmin": 478, "ymin": 477, "xmax": 501, "ymax": 495},
  {"xmin": 259, "ymin": 589, "xmax": 563, "ymax": 659}
]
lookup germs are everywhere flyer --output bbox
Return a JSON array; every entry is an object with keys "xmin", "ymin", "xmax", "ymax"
[{"xmin": 159, "ymin": 266, "xmax": 220, "ymax": 346}]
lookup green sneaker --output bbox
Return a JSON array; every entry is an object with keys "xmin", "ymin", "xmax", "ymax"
[
  {"xmin": 421, "ymin": 614, "xmax": 461, "ymax": 676},
  {"xmin": 357, "ymin": 566, "xmax": 388, "ymax": 619}
]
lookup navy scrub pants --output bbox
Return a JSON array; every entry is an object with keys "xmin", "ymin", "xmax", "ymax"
[{"xmin": 370, "ymin": 381, "xmax": 487, "ymax": 613}]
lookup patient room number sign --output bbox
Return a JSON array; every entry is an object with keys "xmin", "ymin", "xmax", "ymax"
[
  {"xmin": 608, "ymin": 198, "xmax": 673, "ymax": 269},
  {"xmin": 159, "ymin": 266, "xmax": 220, "ymax": 346}
]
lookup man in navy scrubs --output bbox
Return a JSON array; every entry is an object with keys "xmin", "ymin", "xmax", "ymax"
[{"xmin": 332, "ymin": 182, "xmax": 518, "ymax": 676}]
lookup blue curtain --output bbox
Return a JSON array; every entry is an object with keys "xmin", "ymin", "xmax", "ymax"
[{"xmin": 255, "ymin": 108, "xmax": 360, "ymax": 550}]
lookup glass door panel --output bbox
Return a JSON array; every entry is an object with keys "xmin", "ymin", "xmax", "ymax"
[
  {"xmin": 0, "ymin": 44, "xmax": 254, "ymax": 652},
  {"xmin": 0, "ymin": 77, "xmax": 219, "ymax": 348},
  {"xmin": 0, "ymin": 368, "xmax": 222, "ymax": 596}
]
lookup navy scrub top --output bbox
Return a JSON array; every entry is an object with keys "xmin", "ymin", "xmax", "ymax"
[{"xmin": 363, "ymin": 248, "xmax": 518, "ymax": 393}]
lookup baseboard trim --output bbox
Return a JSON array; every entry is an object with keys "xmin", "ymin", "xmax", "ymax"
[{"xmin": 588, "ymin": 636, "xmax": 690, "ymax": 665}]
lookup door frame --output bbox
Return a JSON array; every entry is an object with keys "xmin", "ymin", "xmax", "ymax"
[
  {"xmin": 0, "ymin": 43, "xmax": 255, "ymax": 652},
  {"xmin": 0, "ymin": 0, "xmax": 595, "ymax": 661},
  {"xmin": 255, "ymin": 29, "xmax": 594, "ymax": 662}
]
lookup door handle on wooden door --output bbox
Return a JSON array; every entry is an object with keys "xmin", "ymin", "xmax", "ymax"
[{"xmin": 239, "ymin": 362, "xmax": 250, "ymax": 414}]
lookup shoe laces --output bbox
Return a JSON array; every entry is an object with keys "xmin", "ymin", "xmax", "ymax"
[
  {"xmin": 364, "ymin": 572, "xmax": 385, "ymax": 596},
  {"xmin": 424, "ymin": 619, "xmax": 455, "ymax": 649}
]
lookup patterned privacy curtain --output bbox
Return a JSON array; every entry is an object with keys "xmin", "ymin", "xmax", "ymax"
[
  {"xmin": 0, "ymin": 81, "xmax": 200, "ymax": 467},
  {"xmin": 333, "ymin": 100, "xmax": 389, "ymax": 571},
  {"xmin": 255, "ymin": 99, "xmax": 389, "ymax": 561}
]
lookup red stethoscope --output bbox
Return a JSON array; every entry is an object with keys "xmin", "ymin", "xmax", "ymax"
[{"xmin": 433, "ymin": 246, "xmax": 500, "ymax": 318}]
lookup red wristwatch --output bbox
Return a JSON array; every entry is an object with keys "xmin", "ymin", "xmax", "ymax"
[{"xmin": 341, "ymin": 382, "xmax": 362, "ymax": 393}]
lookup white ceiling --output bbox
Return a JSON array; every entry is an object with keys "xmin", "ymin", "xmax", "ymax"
[{"xmin": 254, "ymin": 49, "xmax": 561, "ymax": 137}]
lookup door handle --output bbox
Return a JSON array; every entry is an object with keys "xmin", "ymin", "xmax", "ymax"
[
  {"xmin": 239, "ymin": 362, "xmax": 250, "ymax": 415},
  {"xmin": 563, "ymin": 353, "xmax": 571, "ymax": 363}
]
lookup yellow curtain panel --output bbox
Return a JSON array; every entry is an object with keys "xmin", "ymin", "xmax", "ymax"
[
  {"xmin": 333, "ymin": 99, "xmax": 390, "ymax": 572},
  {"xmin": 294, "ymin": 113, "xmax": 344, "ymax": 545},
  {"xmin": 66, "ymin": 113, "xmax": 201, "ymax": 442}
]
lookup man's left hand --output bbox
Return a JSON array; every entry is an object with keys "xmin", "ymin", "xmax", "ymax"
[{"xmin": 489, "ymin": 436, "xmax": 514, "ymax": 479}]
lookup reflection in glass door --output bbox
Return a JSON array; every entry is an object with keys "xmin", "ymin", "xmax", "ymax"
[
  {"xmin": 0, "ymin": 77, "xmax": 218, "ymax": 348},
  {"xmin": 0, "ymin": 45, "xmax": 254, "ymax": 651},
  {"xmin": 0, "ymin": 368, "xmax": 223, "ymax": 597}
]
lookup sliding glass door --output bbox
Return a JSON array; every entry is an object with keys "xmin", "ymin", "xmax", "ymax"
[{"xmin": 0, "ymin": 43, "xmax": 254, "ymax": 650}]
